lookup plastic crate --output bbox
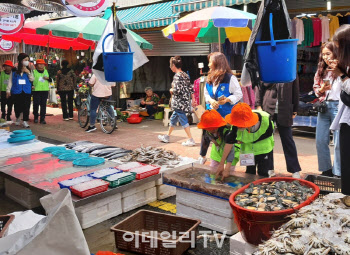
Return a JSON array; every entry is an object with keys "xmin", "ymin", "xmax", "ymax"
[
  {"xmin": 111, "ymin": 210, "xmax": 201, "ymax": 255},
  {"xmin": 130, "ymin": 165, "xmax": 160, "ymax": 180},
  {"xmin": 88, "ymin": 168, "xmax": 122, "ymax": 179},
  {"xmin": 0, "ymin": 215, "xmax": 15, "ymax": 238},
  {"xmin": 305, "ymin": 175, "xmax": 341, "ymax": 197},
  {"xmin": 103, "ymin": 172, "xmax": 136, "ymax": 188},
  {"xmin": 116, "ymin": 162, "xmax": 144, "ymax": 172},
  {"xmin": 71, "ymin": 179, "xmax": 109, "ymax": 198},
  {"xmin": 58, "ymin": 175, "xmax": 94, "ymax": 190}
]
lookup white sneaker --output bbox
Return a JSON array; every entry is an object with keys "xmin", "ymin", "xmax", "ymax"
[
  {"xmin": 268, "ymin": 170, "xmax": 276, "ymax": 178},
  {"xmin": 292, "ymin": 172, "xmax": 301, "ymax": 179},
  {"xmin": 23, "ymin": 121, "xmax": 30, "ymax": 128},
  {"xmin": 182, "ymin": 138, "xmax": 196, "ymax": 147},
  {"xmin": 15, "ymin": 118, "xmax": 21, "ymax": 126},
  {"xmin": 198, "ymin": 156, "xmax": 207, "ymax": 165},
  {"xmin": 158, "ymin": 135, "xmax": 170, "ymax": 143}
]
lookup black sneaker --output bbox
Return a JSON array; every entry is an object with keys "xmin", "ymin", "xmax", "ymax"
[
  {"xmin": 321, "ymin": 169, "xmax": 333, "ymax": 177},
  {"xmin": 40, "ymin": 120, "xmax": 46, "ymax": 124},
  {"xmin": 34, "ymin": 119, "xmax": 38, "ymax": 123},
  {"xmin": 85, "ymin": 126, "xmax": 97, "ymax": 133}
]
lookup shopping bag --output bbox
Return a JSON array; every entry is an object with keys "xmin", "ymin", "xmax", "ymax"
[
  {"xmin": 194, "ymin": 105, "xmax": 206, "ymax": 120},
  {"xmin": 49, "ymin": 87, "xmax": 58, "ymax": 104}
]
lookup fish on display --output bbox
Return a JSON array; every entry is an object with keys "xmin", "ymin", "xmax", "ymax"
[
  {"xmin": 91, "ymin": 148, "xmax": 124, "ymax": 156},
  {"xmin": 105, "ymin": 150, "xmax": 132, "ymax": 159},
  {"xmin": 108, "ymin": 152, "xmax": 131, "ymax": 160},
  {"xmin": 80, "ymin": 143, "xmax": 103, "ymax": 153},
  {"xmin": 84, "ymin": 145, "xmax": 117, "ymax": 154},
  {"xmin": 65, "ymin": 141, "xmax": 92, "ymax": 149}
]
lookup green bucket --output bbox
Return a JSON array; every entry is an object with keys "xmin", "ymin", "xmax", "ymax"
[{"xmin": 154, "ymin": 111, "xmax": 164, "ymax": 120}]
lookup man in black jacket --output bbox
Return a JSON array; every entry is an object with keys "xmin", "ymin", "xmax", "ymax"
[{"xmin": 255, "ymin": 76, "xmax": 302, "ymax": 178}]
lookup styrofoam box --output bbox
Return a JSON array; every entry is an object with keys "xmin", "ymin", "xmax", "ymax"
[
  {"xmin": 176, "ymin": 202, "xmax": 238, "ymax": 235},
  {"xmin": 155, "ymin": 177, "xmax": 163, "ymax": 185},
  {"xmin": 121, "ymin": 180, "xmax": 155, "ymax": 198},
  {"xmin": 126, "ymin": 99, "xmax": 142, "ymax": 108},
  {"xmin": 75, "ymin": 193, "xmax": 122, "ymax": 229},
  {"xmin": 5, "ymin": 178, "xmax": 42, "ymax": 209},
  {"xmin": 230, "ymin": 232, "xmax": 257, "ymax": 255},
  {"xmin": 122, "ymin": 186, "xmax": 156, "ymax": 213},
  {"xmin": 176, "ymin": 188, "xmax": 233, "ymax": 218},
  {"xmin": 156, "ymin": 184, "xmax": 176, "ymax": 200}
]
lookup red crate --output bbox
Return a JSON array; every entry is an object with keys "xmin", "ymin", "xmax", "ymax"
[
  {"xmin": 71, "ymin": 180, "xmax": 109, "ymax": 198},
  {"xmin": 130, "ymin": 165, "xmax": 160, "ymax": 180}
]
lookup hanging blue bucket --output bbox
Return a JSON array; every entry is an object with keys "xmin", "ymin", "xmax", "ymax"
[
  {"xmin": 102, "ymin": 33, "xmax": 134, "ymax": 82},
  {"xmin": 255, "ymin": 13, "xmax": 298, "ymax": 83}
]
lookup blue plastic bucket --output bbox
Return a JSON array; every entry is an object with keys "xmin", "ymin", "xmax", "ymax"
[
  {"xmin": 102, "ymin": 33, "xmax": 134, "ymax": 82},
  {"xmin": 255, "ymin": 13, "xmax": 298, "ymax": 83}
]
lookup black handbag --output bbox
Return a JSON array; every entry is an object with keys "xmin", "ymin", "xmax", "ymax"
[
  {"xmin": 313, "ymin": 101, "xmax": 327, "ymax": 113},
  {"xmin": 340, "ymin": 90, "xmax": 350, "ymax": 107}
]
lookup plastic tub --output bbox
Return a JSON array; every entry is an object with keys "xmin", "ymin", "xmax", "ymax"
[
  {"xmin": 127, "ymin": 117, "xmax": 142, "ymax": 124},
  {"xmin": 229, "ymin": 177, "xmax": 320, "ymax": 245}
]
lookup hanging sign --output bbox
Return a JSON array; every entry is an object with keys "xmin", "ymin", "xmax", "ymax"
[
  {"xmin": 0, "ymin": 38, "xmax": 14, "ymax": 51},
  {"xmin": 0, "ymin": 14, "xmax": 25, "ymax": 35},
  {"xmin": 63, "ymin": 0, "xmax": 108, "ymax": 17}
]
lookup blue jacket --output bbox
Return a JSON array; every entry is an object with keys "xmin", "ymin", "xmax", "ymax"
[
  {"xmin": 11, "ymin": 72, "xmax": 32, "ymax": 95},
  {"xmin": 206, "ymin": 73, "xmax": 234, "ymax": 117}
]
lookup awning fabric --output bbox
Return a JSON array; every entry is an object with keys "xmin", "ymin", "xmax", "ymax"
[
  {"xmin": 118, "ymin": 0, "xmax": 185, "ymax": 30},
  {"xmin": 172, "ymin": 0, "xmax": 262, "ymax": 14}
]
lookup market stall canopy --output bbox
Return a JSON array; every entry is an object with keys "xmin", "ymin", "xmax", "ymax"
[
  {"xmin": 2, "ymin": 21, "xmax": 95, "ymax": 50},
  {"xmin": 162, "ymin": 6, "xmax": 256, "ymax": 43},
  {"xmin": 36, "ymin": 17, "xmax": 153, "ymax": 49}
]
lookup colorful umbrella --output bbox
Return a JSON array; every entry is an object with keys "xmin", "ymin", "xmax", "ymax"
[
  {"xmin": 162, "ymin": 6, "xmax": 256, "ymax": 50},
  {"xmin": 36, "ymin": 17, "xmax": 153, "ymax": 50},
  {"xmin": 2, "ymin": 21, "xmax": 95, "ymax": 50}
]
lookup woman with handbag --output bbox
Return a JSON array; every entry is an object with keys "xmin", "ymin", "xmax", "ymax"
[
  {"xmin": 329, "ymin": 24, "xmax": 350, "ymax": 198},
  {"xmin": 313, "ymin": 42, "xmax": 342, "ymax": 177},
  {"xmin": 198, "ymin": 52, "xmax": 243, "ymax": 164}
]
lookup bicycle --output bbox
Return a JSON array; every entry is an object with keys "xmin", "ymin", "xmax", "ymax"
[{"xmin": 78, "ymin": 92, "xmax": 117, "ymax": 134}]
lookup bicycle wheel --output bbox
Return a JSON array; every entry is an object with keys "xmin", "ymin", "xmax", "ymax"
[
  {"xmin": 100, "ymin": 105, "xmax": 116, "ymax": 134},
  {"xmin": 78, "ymin": 101, "xmax": 89, "ymax": 128}
]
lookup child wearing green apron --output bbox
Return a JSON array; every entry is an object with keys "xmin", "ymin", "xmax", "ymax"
[{"xmin": 0, "ymin": 60, "xmax": 14, "ymax": 121}]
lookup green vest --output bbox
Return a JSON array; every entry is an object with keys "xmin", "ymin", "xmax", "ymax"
[
  {"xmin": 0, "ymin": 71, "xmax": 10, "ymax": 92},
  {"xmin": 237, "ymin": 110, "xmax": 274, "ymax": 156},
  {"xmin": 33, "ymin": 69, "xmax": 49, "ymax": 91},
  {"xmin": 210, "ymin": 127, "xmax": 241, "ymax": 165}
]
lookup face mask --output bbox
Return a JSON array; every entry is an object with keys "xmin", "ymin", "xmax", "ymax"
[{"xmin": 23, "ymin": 61, "xmax": 29, "ymax": 67}]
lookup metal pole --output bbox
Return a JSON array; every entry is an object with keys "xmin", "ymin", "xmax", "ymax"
[{"xmin": 218, "ymin": 27, "xmax": 221, "ymax": 52}]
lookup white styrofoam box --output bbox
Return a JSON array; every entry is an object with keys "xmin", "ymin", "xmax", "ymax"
[
  {"xmin": 122, "ymin": 187, "xmax": 156, "ymax": 213},
  {"xmin": 126, "ymin": 99, "xmax": 142, "ymax": 108},
  {"xmin": 176, "ymin": 202, "xmax": 238, "ymax": 235},
  {"xmin": 5, "ymin": 178, "xmax": 42, "ymax": 209},
  {"xmin": 75, "ymin": 193, "xmax": 122, "ymax": 229},
  {"xmin": 155, "ymin": 176, "xmax": 163, "ymax": 185},
  {"xmin": 176, "ymin": 189, "xmax": 233, "ymax": 218},
  {"xmin": 0, "ymin": 176, "xmax": 4, "ymax": 191},
  {"xmin": 156, "ymin": 184, "xmax": 176, "ymax": 200},
  {"xmin": 230, "ymin": 232, "xmax": 257, "ymax": 255},
  {"xmin": 121, "ymin": 180, "xmax": 155, "ymax": 198}
]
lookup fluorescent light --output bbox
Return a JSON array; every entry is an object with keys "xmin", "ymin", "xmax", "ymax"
[
  {"xmin": 327, "ymin": 1, "xmax": 331, "ymax": 11},
  {"xmin": 243, "ymin": 4, "xmax": 247, "ymax": 12}
]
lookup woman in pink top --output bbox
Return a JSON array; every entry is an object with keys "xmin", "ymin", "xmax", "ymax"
[{"xmin": 86, "ymin": 74, "xmax": 113, "ymax": 133}]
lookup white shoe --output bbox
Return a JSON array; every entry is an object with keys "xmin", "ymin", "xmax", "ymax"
[
  {"xmin": 158, "ymin": 135, "xmax": 170, "ymax": 143},
  {"xmin": 182, "ymin": 138, "xmax": 196, "ymax": 147},
  {"xmin": 198, "ymin": 156, "xmax": 207, "ymax": 165},
  {"xmin": 23, "ymin": 121, "xmax": 30, "ymax": 128},
  {"xmin": 268, "ymin": 170, "xmax": 276, "ymax": 178},
  {"xmin": 292, "ymin": 172, "xmax": 301, "ymax": 179},
  {"xmin": 15, "ymin": 118, "xmax": 21, "ymax": 126}
]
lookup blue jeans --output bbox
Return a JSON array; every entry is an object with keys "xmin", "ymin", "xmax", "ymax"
[
  {"xmin": 89, "ymin": 95, "xmax": 113, "ymax": 126},
  {"xmin": 170, "ymin": 110, "xmax": 189, "ymax": 128},
  {"xmin": 316, "ymin": 101, "xmax": 341, "ymax": 176}
]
